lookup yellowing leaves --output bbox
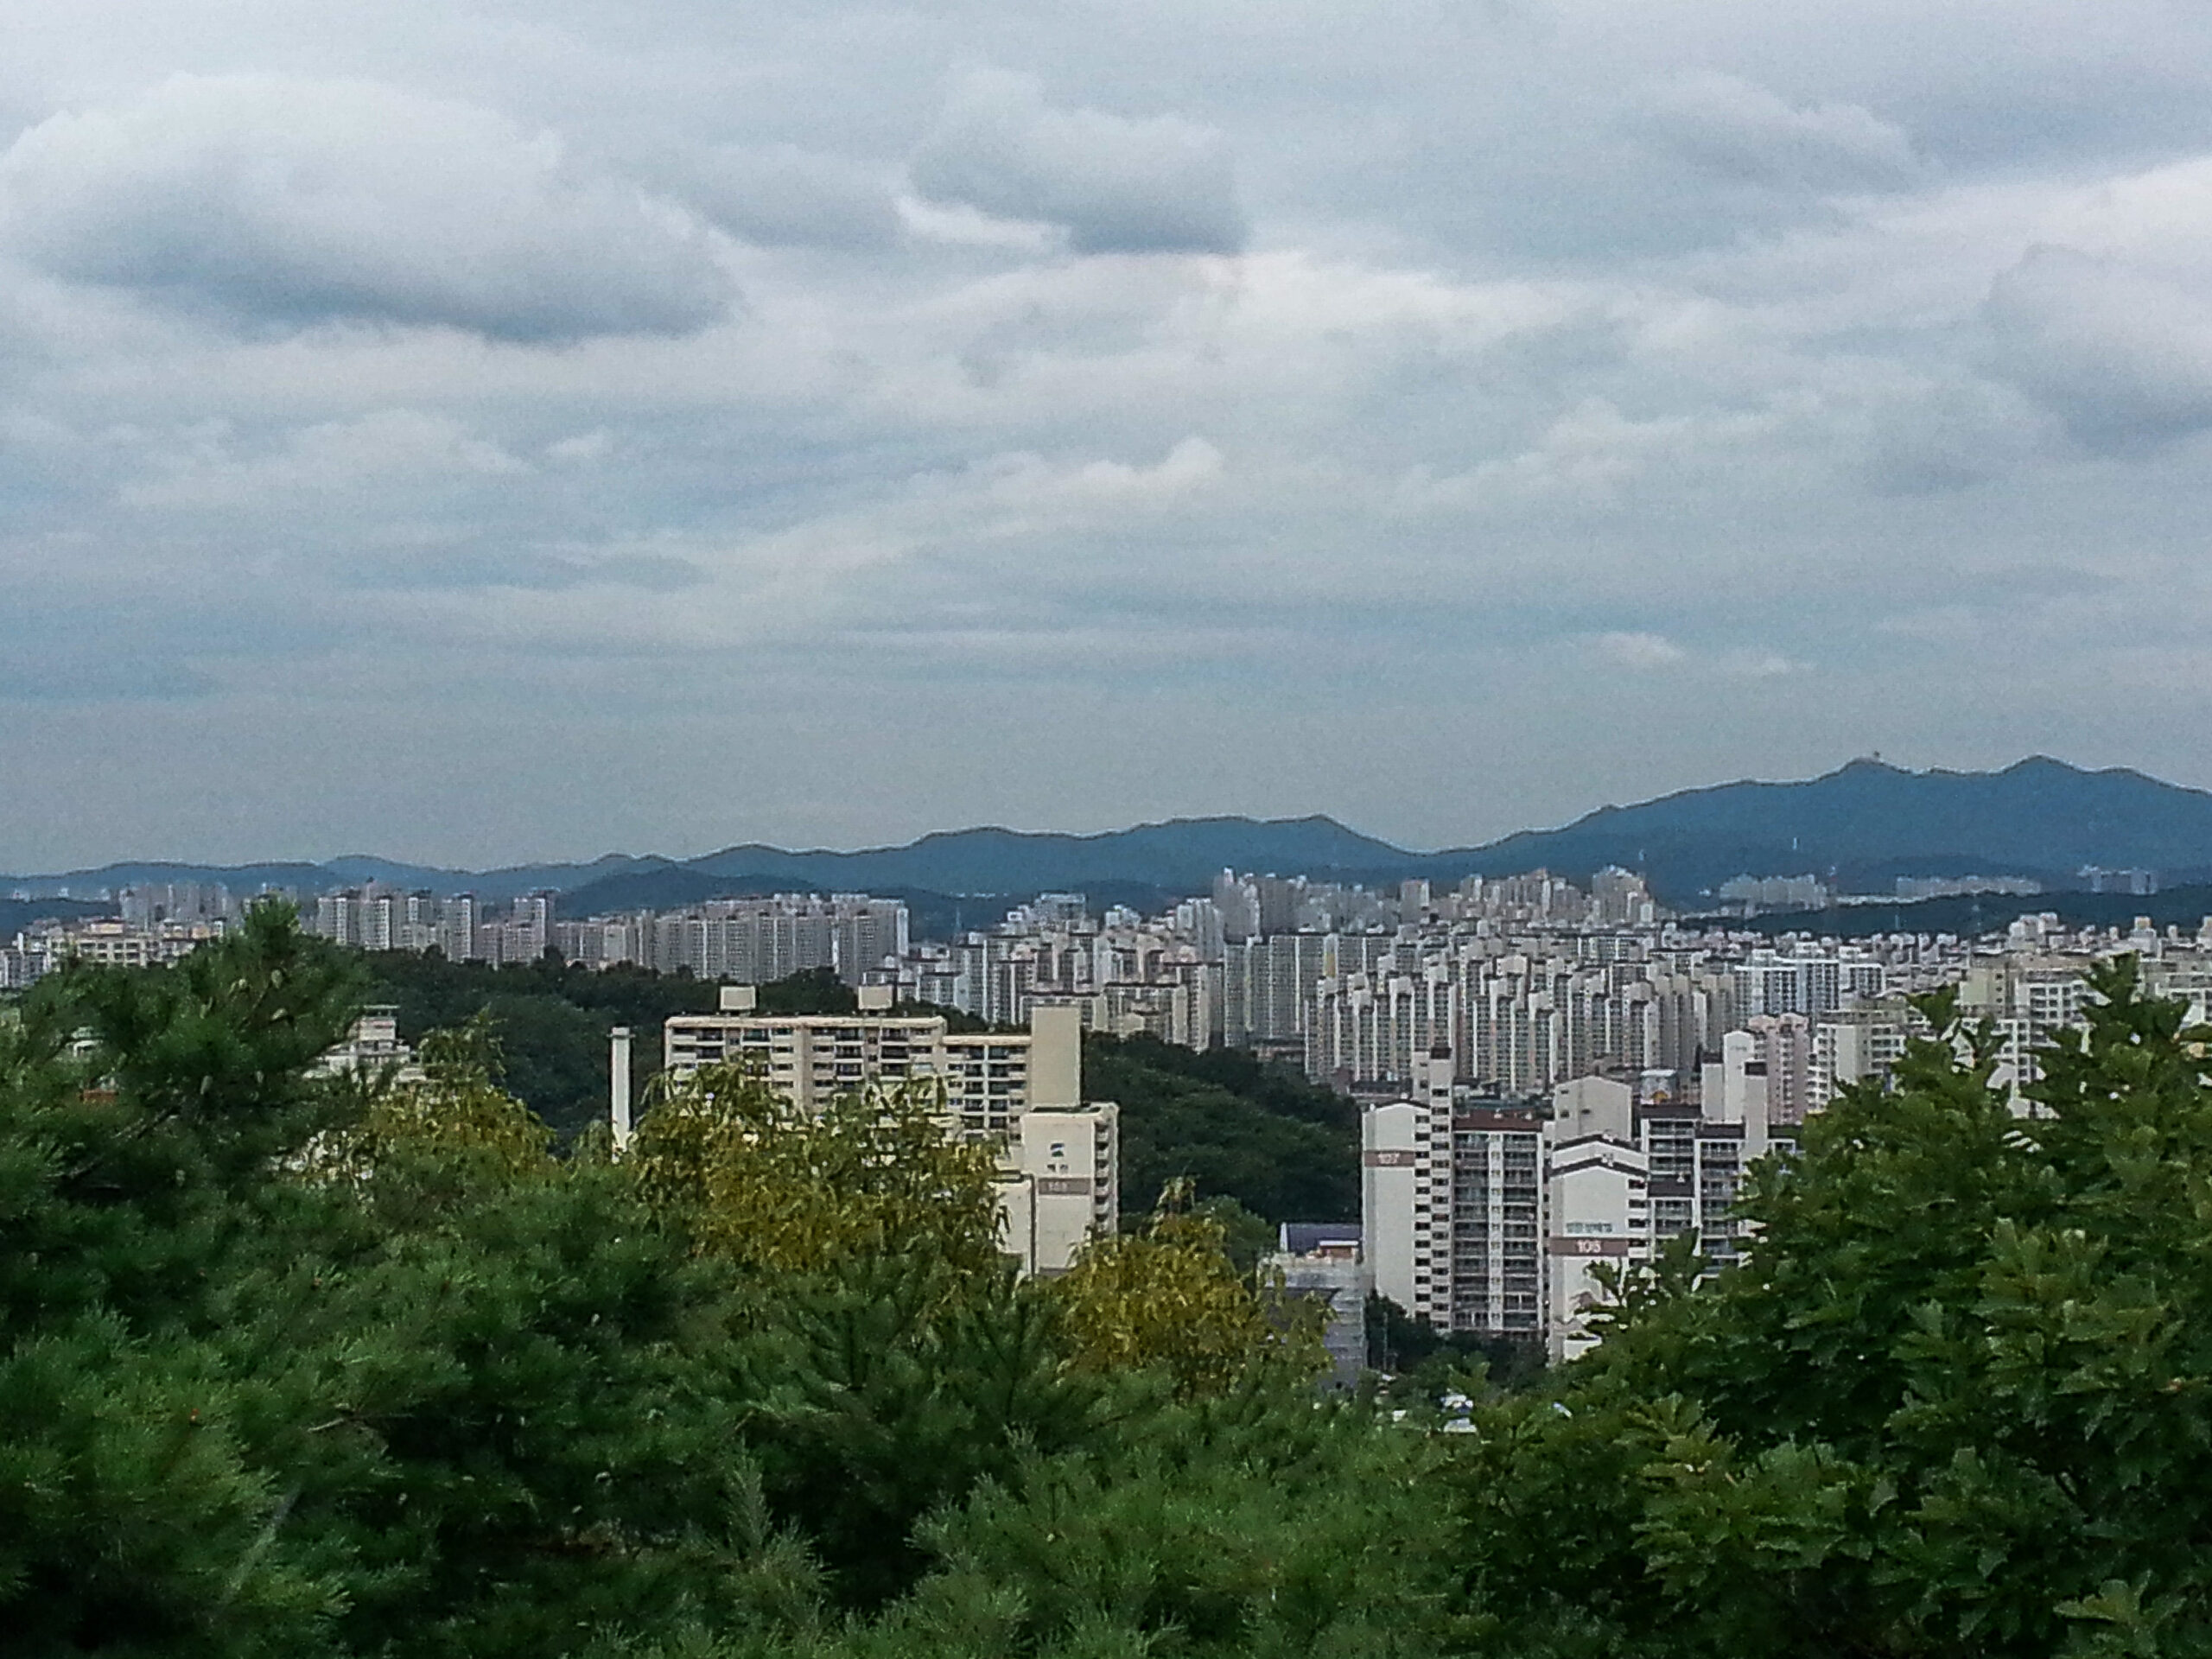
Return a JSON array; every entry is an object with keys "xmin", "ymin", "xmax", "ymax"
[
  {"xmin": 1052, "ymin": 1180, "xmax": 1325, "ymax": 1397},
  {"xmin": 626, "ymin": 1063, "xmax": 1005, "ymax": 1277}
]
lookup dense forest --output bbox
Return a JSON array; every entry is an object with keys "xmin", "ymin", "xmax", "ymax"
[
  {"xmin": 359, "ymin": 950, "xmax": 1357, "ymax": 1224},
  {"xmin": 1085, "ymin": 1033, "xmax": 1358, "ymax": 1224},
  {"xmin": 10, "ymin": 910, "xmax": 2212, "ymax": 1655}
]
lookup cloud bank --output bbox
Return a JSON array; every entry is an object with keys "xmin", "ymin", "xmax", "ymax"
[
  {"xmin": 0, "ymin": 75, "xmax": 735, "ymax": 340},
  {"xmin": 910, "ymin": 70, "xmax": 1247, "ymax": 255},
  {"xmin": 2, "ymin": 3, "xmax": 2211, "ymax": 866}
]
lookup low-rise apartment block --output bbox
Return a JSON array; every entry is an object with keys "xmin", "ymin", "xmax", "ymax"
[
  {"xmin": 664, "ymin": 984, "xmax": 1081, "ymax": 1132},
  {"xmin": 659, "ymin": 986, "xmax": 1113, "ymax": 1274}
]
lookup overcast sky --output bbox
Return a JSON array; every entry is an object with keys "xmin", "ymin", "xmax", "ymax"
[{"xmin": 7, "ymin": 1, "xmax": 2212, "ymax": 868}]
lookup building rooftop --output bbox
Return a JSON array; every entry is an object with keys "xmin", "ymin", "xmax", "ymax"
[{"xmin": 1279, "ymin": 1221, "xmax": 1362, "ymax": 1255}]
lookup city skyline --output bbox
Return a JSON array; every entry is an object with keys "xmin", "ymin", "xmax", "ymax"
[{"xmin": 10, "ymin": 4, "xmax": 2212, "ymax": 868}]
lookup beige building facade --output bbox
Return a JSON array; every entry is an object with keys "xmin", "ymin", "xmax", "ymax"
[{"xmin": 659, "ymin": 988, "xmax": 1111, "ymax": 1274}]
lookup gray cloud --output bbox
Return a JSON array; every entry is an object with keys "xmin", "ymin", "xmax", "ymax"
[
  {"xmin": 1641, "ymin": 72, "xmax": 1922, "ymax": 194},
  {"xmin": 371, "ymin": 550, "xmax": 709, "ymax": 592},
  {"xmin": 0, "ymin": 74, "xmax": 737, "ymax": 340},
  {"xmin": 1983, "ymin": 244, "xmax": 2212, "ymax": 448},
  {"xmin": 909, "ymin": 69, "xmax": 1246, "ymax": 254},
  {"xmin": 8, "ymin": 5, "xmax": 2212, "ymax": 864},
  {"xmin": 1853, "ymin": 380, "xmax": 2050, "ymax": 495},
  {"xmin": 670, "ymin": 143, "xmax": 903, "ymax": 251},
  {"xmin": 119, "ymin": 409, "xmax": 529, "ymax": 508}
]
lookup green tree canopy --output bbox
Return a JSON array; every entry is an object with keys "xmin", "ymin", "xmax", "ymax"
[
  {"xmin": 1452, "ymin": 959, "xmax": 2212, "ymax": 1656},
  {"xmin": 16, "ymin": 912, "xmax": 2212, "ymax": 1658},
  {"xmin": 0, "ymin": 907, "xmax": 1344, "ymax": 1656},
  {"xmin": 1085, "ymin": 1032, "xmax": 1358, "ymax": 1224}
]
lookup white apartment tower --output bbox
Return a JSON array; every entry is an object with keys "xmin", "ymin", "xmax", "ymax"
[
  {"xmin": 1367, "ymin": 1062, "xmax": 1784, "ymax": 1365},
  {"xmin": 1544, "ymin": 1077, "xmax": 1651, "ymax": 1363},
  {"xmin": 1312, "ymin": 962, "xmax": 1458, "ymax": 1088}
]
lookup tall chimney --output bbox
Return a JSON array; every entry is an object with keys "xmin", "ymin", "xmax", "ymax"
[{"xmin": 609, "ymin": 1027, "xmax": 633, "ymax": 1150}]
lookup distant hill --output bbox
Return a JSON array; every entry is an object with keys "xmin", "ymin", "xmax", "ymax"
[
  {"xmin": 556, "ymin": 866, "xmax": 819, "ymax": 916},
  {"xmin": 1, "ymin": 854, "xmax": 680, "ymax": 906},
  {"xmin": 2, "ymin": 817, "xmax": 1411, "ymax": 912},
  {"xmin": 321, "ymin": 853, "xmax": 674, "ymax": 903},
  {"xmin": 0, "ymin": 896, "xmax": 113, "ymax": 938},
  {"xmin": 2, "ymin": 860, "xmax": 337, "ymax": 899},
  {"xmin": 1414, "ymin": 757, "xmax": 2212, "ymax": 900},
  {"xmin": 12, "ymin": 757, "xmax": 2212, "ymax": 925},
  {"xmin": 681, "ymin": 816, "xmax": 1407, "ymax": 893}
]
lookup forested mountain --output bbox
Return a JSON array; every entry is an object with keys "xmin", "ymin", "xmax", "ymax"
[
  {"xmin": 1, "ymin": 816, "xmax": 1406, "ymax": 906},
  {"xmin": 1745, "ymin": 882, "xmax": 2212, "ymax": 939},
  {"xmin": 0, "ymin": 895, "xmax": 108, "ymax": 937},
  {"xmin": 1432, "ymin": 755, "xmax": 2212, "ymax": 899},
  {"xmin": 16, "ymin": 756, "xmax": 2212, "ymax": 918},
  {"xmin": 680, "ymin": 814, "xmax": 1404, "ymax": 891}
]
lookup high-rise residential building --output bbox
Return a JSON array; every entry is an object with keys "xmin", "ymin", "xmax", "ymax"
[
  {"xmin": 1170, "ymin": 897, "xmax": 1225, "ymax": 960},
  {"xmin": 315, "ymin": 891, "xmax": 361, "ymax": 948},
  {"xmin": 119, "ymin": 881, "xmax": 238, "ymax": 928},
  {"xmin": 511, "ymin": 892, "xmax": 555, "ymax": 963},
  {"xmin": 1590, "ymin": 867, "xmax": 1657, "ymax": 928},
  {"xmin": 0, "ymin": 940, "xmax": 46, "ymax": 990},
  {"xmin": 48, "ymin": 918, "xmax": 162, "ymax": 969},
  {"xmin": 362, "ymin": 892, "xmax": 397, "ymax": 952},
  {"xmin": 1308, "ymin": 963, "xmax": 1455, "ymax": 1087},
  {"xmin": 2003, "ymin": 963, "xmax": 2093, "ymax": 1090},
  {"xmin": 2080, "ymin": 867, "xmax": 2158, "ymax": 896},
  {"xmin": 1253, "ymin": 876, "xmax": 1303, "ymax": 938},
  {"xmin": 1273, "ymin": 932, "xmax": 1344, "ymax": 1039},
  {"xmin": 830, "ymin": 897, "xmax": 909, "ymax": 984},
  {"xmin": 623, "ymin": 895, "xmax": 907, "ymax": 985},
  {"xmin": 1365, "ymin": 1056, "xmax": 1788, "ymax": 1364},
  {"xmin": 1719, "ymin": 874, "xmax": 1830, "ymax": 912},
  {"xmin": 1733, "ymin": 956, "xmax": 1804, "ymax": 1017},
  {"xmin": 1809, "ymin": 1000, "xmax": 1914, "ymax": 1109},
  {"xmin": 1002, "ymin": 1104, "xmax": 1121, "ymax": 1277},
  {"xmin": 1363, "ymin": 1052, "xmax": 1545, "ymax": 1342},
  {"xmin": 441, "ymin": 893, "xmax": 479, "ymax": 962},
  {"xmin": 665, "ymin": 991, "xmax": 1084, "ymax": 1132},
  {"xmin": 1744, "ymin": 1013, "xmax": 1813, "ymax": 1126},
  {"xmin": 1212, "ymin": 871, "xmax": 1259, "ymax": 943},
  {"xmin": 1092, "ymin": 971, "xmax": 1217, "ymax": 1048},
  {"xmin": 1030, "ymin": 893, "xmax": 1090, "ymax": 928},
  {"xmin": 1223, "ymin": 931, "xmax": 1389, "ymax": 1047}
]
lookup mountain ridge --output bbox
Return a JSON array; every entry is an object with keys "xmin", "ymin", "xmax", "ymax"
[
  {"xmin": 10, "ymin": 758, "xmax": 2212, "ymax": 918},
  {"xmin": 1413, "ymin": 755, "xmax": 2212, "ymax": 897}
]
